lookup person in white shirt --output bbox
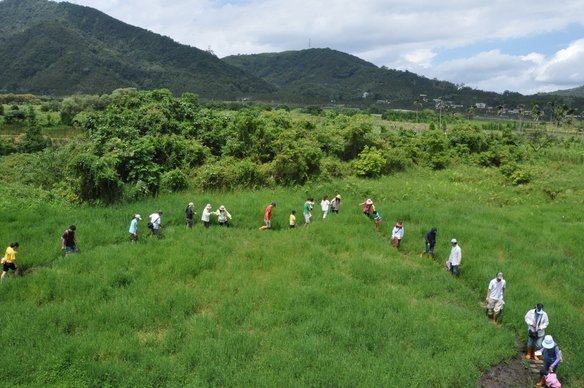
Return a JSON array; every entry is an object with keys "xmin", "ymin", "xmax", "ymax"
[
  {"xmin": 320, "ymin": 196, "xmax": 330, "ymax": 219},
  {"xmin": 201, "ymin": 204, "xmax": 213, "ymax": 228},
  {"xmin": 148, "ymin": 211, "xmax": 162, "ymax": 238},
  {"xmin": 391, "ymin": 222, "xmax": 404, "ymax": 247},
  {"xmin": 485, "ymin": 272, "xmax": 506, "ymax": 322},
  {"xmin": 524, "ymin": 304, "xmax": 549, "ymax": 360},
  {"xmin": 214, "ymin": 205, "xmax": 232, "ymax": 227},
  {"xmin": 446, "ymin": 239, "xmax": 462, "ymax": 277}
]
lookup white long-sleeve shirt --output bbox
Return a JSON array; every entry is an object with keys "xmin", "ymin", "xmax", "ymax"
[
  {"xmin": 391, "ymin": 226, "xmax": 404, "ymax": 240},
  {"xmin": 524, "ymin": 309, "xmax": 549, "ymax": 337},
  {"xmin": 448, "ymin": 245, "xmax": 462, "ymax": 266},
  {"xmin": 201, "ymin": 208, "xmax": 212, "ymax": 222}
]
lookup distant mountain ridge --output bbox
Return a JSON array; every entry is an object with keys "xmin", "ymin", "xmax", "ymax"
[
  {"xmin": 1, "ymin": 0, "xmax": 583, "ymax": 109},
  {"xmin": 0, "ymin": 0, "xmax": 275, "ymax": 97}
]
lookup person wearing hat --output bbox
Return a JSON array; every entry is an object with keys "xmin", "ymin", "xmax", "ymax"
[
  {"xmin": 1, "ymin": 242, "xmax": 19, "ymax": 283},
  {"xmin": 129, "ymin": 214, "xmax": 142, "ymax": 242},
  {"xmin": 420, "ymin": 227, "xmax": 438, "ymax": 259},
  {"xmin": 535, "ymin": 335, "xmax": 562, "ymax": 387},
  {"xmin": 524, "ymin": 304, "xmax": 549, "ymax": 360},
  {"xmin": 201, "ymin": 204, "xmax": 213, "ymax": 228},
  {"xmin": 485, "ymin": 272, "xmax": 506, "ymax": 323},
  {"xmin": 260, "ymin": 202, "xmax": 276, "ymax": 230},
  {"xmin": 149, "ymin": 211, "xmax": 163, "ymax": 237},
  {"xmin": 185, "ymin": 202, "xmax": 196, "ymax": 229},
  {"xmin": 62, "ymin": 225, "xmax": 78, "ymax": 253},
  {"xmin": 214, "ymin": 205, "xmax": 232, "ymax": 227},
  {"xmin": 360, "ymin": 198, "xmax": 374, "ymax": 218},
  {"xmin": 331, "ymin": 194, "xmax": 342, "ymax": 214},
  {"xmin": 446, "ymin": 239, "xmax": 461, "ymax": 277},
  {"xmin": 391, "ymin": 221, "xmax": 404, "ymax": 247}
]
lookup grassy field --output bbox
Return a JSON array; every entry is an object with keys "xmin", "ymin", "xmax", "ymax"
[{"xmin": 0, "ymin": 162, "xmax": 583, "ymax": 386}]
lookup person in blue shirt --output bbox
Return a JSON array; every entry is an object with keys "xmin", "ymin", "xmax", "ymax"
[
  {"xmin": 535, "ymin": 335, "xmax": 562, "ymax": 387},
  {"xmin": 129, "ymin": 214, "xmax": 141, "ymax": 242}
]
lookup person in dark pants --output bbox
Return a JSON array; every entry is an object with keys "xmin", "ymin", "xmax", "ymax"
[
  {"xmin": 1, "ymin": 242, "xmax": 19, "ymax": 283},
  {"xmin": 420, "ymin": 227, "xmax": 437, "ymax": 259},
  {"xmin": 535, "ymin": 335, "xmax": 562, "ymax": 387},
  {"xmin": 185, "ymin": 202, "xmax": 196, "ymax": 228}
]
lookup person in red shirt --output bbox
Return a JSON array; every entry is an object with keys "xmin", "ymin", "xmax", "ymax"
[{"xmin": 260, "ymin": 202, "xmax": 276, "ymax": 230}]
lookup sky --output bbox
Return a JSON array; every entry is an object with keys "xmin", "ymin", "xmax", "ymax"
[{"xmin": 60, "ymin": 0, "xmax": 584, "ymax": 95}]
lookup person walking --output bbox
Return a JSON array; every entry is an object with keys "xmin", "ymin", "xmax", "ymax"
[
  {"xmin": 303, "ymin": 198, "xmax": 314, "ymax": 225},
  {"xmin": 320, "ymin": 195, "xmax": 330, "ymax": 219},
  {"xmin": 485, "ymin": 272, "xmax": 506, "ymax": 323},
  {"xmin": 524, "ymin": 304, "xmax": 549, "ymax": 361},
  {"xmin": 330, "ymin": 194, "xmax": 342, "ymax": 214},
  {"xmin": 420, "ymin": 227, "xmax": 437, "ymax": 259},
  {"xmin": 149, "ymin": 211, "xmax": 162, "ymax": 237},
  {"xmin": 201, "ymin": 204, "xmax": 213, "ymax": 228},
  {"xmin": 1, "ymin": 242, "xmax": 19, "ymax": 283},
  {"xmin": 535, "ymin": 335, "xmax": 562, "ymax": 387},
  {"xmin": 129, "ymin": 214, "xmax": 142, "ymax": 242},
  {"xmin": 360, "ymin": 198, "xmax": 374, "ymax": 218},
  {"xmin": 391, "ymin": 221, "xmax": 404, "ymax": 247},
  {"xmin": 215, "ymin": 205, "xmax": 232, "ymax": 227},
  {"xmin": 260, "ymin": 202, "xmax": 276, "ymax": 230},
  {"xmin": 62, "ymin": 225, "xmax": 79, "ymax": 253},
  {"xmin": 373, "ymin": 211, "xmax": 382, "ymax": 228},
  {"xmin": 446, "ymin": 239, "xmax": 461, "ymax": 276},
  {"xmin": 185, "ymin": 202, "xmax": 196, "ymax": 228}
]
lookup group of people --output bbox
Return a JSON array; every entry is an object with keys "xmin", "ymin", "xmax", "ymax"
[{"xmin": 484, "ymin": 273, "xmax": 562, "ymax": 386}]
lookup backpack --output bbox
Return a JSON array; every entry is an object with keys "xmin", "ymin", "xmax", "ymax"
[{"xmin": 147, "ymin": 222, "xmax": 154, "ymax": 229}]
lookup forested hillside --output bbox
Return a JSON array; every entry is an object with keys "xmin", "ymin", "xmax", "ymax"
[{"xmin": 0, "ymin": 0, "xmax": 275, "ymax": 97}]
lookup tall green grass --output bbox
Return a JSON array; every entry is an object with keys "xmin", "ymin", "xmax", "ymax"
[{"xmin": 0, "ymin": 162, "xmax": 582, "ymax": 386}]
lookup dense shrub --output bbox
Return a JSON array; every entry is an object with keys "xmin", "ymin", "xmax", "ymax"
[
  {"xmin": 160, "ymin": 168, "xmax": 188, "ymax": 193},
  {"xmin": 354, "ymin": 146, "xmax": 385, "ymax": 177}
]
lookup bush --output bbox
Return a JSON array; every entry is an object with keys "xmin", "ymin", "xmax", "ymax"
[
  {"xmin": 160, "ymin": 169, "xmax": 188, "ymax": 192},
  {"xmin": 354, "ymin": 146, "xmax": 385, "ymax": 178}
]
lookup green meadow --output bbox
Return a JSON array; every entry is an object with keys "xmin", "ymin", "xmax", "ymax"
[{"xmin": 1, "ymin": 162, "xmax": 583, "ymax": 386}]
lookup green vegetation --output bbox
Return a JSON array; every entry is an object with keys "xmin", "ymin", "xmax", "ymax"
[
  {"xmin": 0, "ymin": 162, "xmax": 583, "ymax": 386},
  {"xmin": 0, "ymin": 0, "xmax": 274, "ymax": 98}
]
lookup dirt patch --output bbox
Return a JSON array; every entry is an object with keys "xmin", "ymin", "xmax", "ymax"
[{"xmin": 479, "ymin": 343, "xmax": 533, "ymax": 388}]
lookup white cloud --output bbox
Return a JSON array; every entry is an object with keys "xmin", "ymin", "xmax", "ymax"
[{"xmin": 60, "ymin": 0, "xmax": 584, "ymax": 94}]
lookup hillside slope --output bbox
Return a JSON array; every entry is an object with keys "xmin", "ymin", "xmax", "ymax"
[{"xmin": 0, "ymin": 0, "xmax": 275, "ymax": 97}]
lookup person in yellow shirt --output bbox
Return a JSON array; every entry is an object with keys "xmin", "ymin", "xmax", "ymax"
[
  {"xmin": 1, "ymin": 242, "xmax": 19, "ymax": 283},
  {"xmin": 289, "ymin": 210, "xmax": 297, "ymax": 228}
]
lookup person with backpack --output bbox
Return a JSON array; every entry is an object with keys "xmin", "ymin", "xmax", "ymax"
[
  {"xmin": 62, "ymin": 225, "xmax": 78, "ymax": 253},
  {"xmin": 524, "ymin": 304, "xmax": 549, "ymax": 360},
  {"xmin": 303, "ymin": 198, "xmax": 314, "ymax": 225},
  {"xmin": 201, "ymin": 204, "xmax": 213, "ymax": 228},
  {"xmin": 535, "ymin": 335, "xmax": 562, "ymax": 387},
  {"xmin": 148, "ymin": 211, "xmax": 162, "ymax": 237},
  {"xmin": 1, "ymin": 242, "xmax": 19, "ymax": 283}
]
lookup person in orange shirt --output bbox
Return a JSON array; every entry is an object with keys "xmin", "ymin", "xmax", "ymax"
[
  {"xmin": 260, "ymin": 202, "xmax": 276, "ymax": 230},
  {"xmin": 1, "ymin": 242, "xmax": 19, "ymax": 283}
]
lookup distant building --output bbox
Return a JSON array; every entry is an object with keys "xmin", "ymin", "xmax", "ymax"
[
  {"xmin": 475, "ymin": 103, "xmax": 487, "ymax": 109},
  {"xmin": 362, "ymin": 92, "xmax": 370, "ymax": 98}
]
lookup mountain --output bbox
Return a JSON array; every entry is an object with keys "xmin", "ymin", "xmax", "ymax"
[
  {"xmin": 0, "ymin": 0, "xmax": 275, "ymax": 97},
  {"xmin": 224, "ymin": 48, "xmax": 584, "ymax": 110},
  {"xmin": 223, "ymin": 48, "xmax": 497, "ymax": 106},
  {"xmin": 546, "ymin": 85, "xmax": 584, "ymax": 98}
]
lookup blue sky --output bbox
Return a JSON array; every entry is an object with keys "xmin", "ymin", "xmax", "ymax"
[{"xmin": 62, "ymin": 0, "xmax": 584, "ymax": 95}]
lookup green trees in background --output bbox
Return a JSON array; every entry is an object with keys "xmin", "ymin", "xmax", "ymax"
[{"xmin": 1, "ymin": 88, "xmax": 579, "ymax": 204}]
